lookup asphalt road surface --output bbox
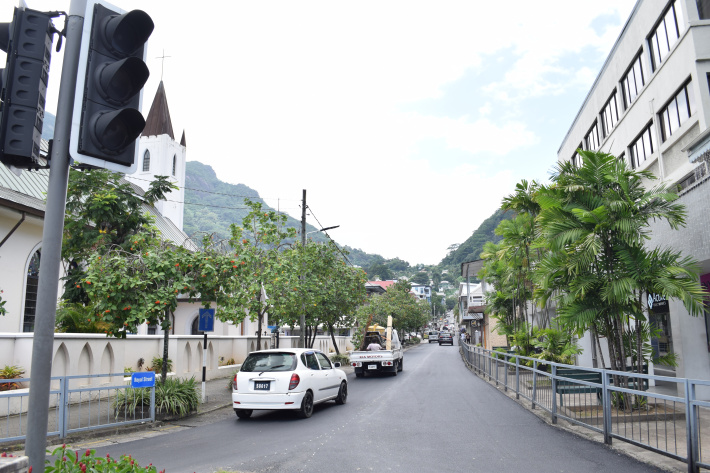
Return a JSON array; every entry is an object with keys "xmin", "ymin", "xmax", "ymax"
[{"xmin": 89, "ymin": 343, "xmax": 666, "ymax": 473}]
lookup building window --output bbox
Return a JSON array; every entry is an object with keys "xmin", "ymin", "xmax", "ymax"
[
  {"xmin": 23, "ymin": 249, "xmax": 41, "ymax": 332},
  {"xmin": 649, "ymin": 1, "xmax": 685, "ymax": 71},
  {"xmin": 699, "ymin": 0, "xmax": 710, "ymax": 19},
  {"xmin": 571, "ymin": 143, "xmax": 583, "ymax": 167},
  {"xmin": 601, "ymin": 91, "xmax": 620, "ymax": 137},
  {"xmin": 142, "ymin": 150, "xmax": 150, "ymax": 172},
  {"xmin": 583, "ymin": 122, "xmax": 600, "ymax": 151},
  {"xmin": 659, "ymin": 80, "xmax": 695, "ymax": 141},
  {"xmin": 172, "ymin": 154, "xmax": 176, "ymax": 176},
  {"xmin": 621, "ymin": 53, "xmax": 646, "ymax": 108},
  {"xmin": 629, "ymin": 122, "xmax": 656, "ymax": 169}
]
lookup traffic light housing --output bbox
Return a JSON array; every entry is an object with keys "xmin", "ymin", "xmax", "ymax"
[
  {"xmin": 71, "ymin": 1, "xmax": 153, "ymax": 173},
  {"xmin": 0, "ymin": 8, "xmax": 53, "ymax": 169}
]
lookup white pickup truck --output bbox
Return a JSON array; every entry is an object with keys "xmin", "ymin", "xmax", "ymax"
[{"xmin": 350, "ymin": 327, "xmax": 403, "ymax": 377}]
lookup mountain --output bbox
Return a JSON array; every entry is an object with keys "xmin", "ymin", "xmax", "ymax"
[
  {"xmin": 183, "ymin": 161, "xmax": 384, "ymax": 267},
  {"xmin": 437, "ymin": 208, "xmax": 510, "ymax": 278}
]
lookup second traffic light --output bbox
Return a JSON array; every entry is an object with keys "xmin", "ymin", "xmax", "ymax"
[{"xmin": 71, "ymin": 0, "xmax": 153, "ymax": 172}]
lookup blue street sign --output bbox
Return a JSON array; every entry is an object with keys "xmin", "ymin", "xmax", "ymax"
[
  {"xmin": 131, "ymin": 371, "xmax": 155, "ymax": 388},
  {"xmin": 199, "ymin": 308, "xmax": 215, "ymax": 332}
]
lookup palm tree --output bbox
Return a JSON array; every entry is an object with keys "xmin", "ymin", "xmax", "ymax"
[{"xmin": 534, "ymin": 150, "xmax": 706, "ymax": 397}]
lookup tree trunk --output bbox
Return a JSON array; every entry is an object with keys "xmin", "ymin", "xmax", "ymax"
[
  {"xmin": 256, "ymin": 310, "xmax": 263, "ymax": 350},
  {"xmin": 328, "ymin": 322, "xmax": 340, "ymax": 355},
  {"xmin": 161, "ymin": 310, "xmax": 170, "ymax": 385}
]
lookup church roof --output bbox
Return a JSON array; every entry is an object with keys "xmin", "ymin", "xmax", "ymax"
[
  {"xmin": 142, "ymin": 81, "xmax": 175, "ymax": 139},
  {"xmin": 180, "ymin": 130, "xmax": 186, "ymax": 147}
]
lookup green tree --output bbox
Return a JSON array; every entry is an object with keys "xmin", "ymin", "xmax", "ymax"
[
  {"xmin": 367, "ymin": 262, "xmax": 393, "ymax": 281},
  {"xmin": 410, "ymin": 272, "xmax": 429, "ymax": 285},
  {"xmin": 62, "ymin": 169, "xmax": 177, "ymax": 304},
  {"xmin": 534, "ymin": 150, "xmax": 706, "ymax": 391}
]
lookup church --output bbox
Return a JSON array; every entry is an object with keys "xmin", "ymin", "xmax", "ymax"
[{"xmin": 0, "ymin": 82, "xmax": 276, "ymax": 379}]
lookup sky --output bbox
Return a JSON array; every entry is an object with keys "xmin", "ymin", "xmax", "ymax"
[{"xmin": 2, "ymin": 0, "xmax": 638, "ymax": 265}]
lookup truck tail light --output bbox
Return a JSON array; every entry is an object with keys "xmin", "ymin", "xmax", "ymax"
[
  {"xmin": 289, "ymin": 373, "xmax": 300, "ymax": 390},
  {"xmin": 352, "ymin": 362, "xmax": 362, "ymax": 367}
]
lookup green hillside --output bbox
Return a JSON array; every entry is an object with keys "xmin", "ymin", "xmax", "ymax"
[{"xmin": 437, "ymin": 208, "xmax": 510, "ymax": 280}]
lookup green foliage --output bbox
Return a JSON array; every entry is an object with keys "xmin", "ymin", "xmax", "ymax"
[
  {"xmin": 410, "ymin": 272, "xmax": 429, "ymax": 285},
  {"xmin": 330, "ymin": 353, "xmax": 350, "ymax": 365},
  {"xmin": 113, "ymin": 376, "xmax": 199, "ymax": 418},
  {"xmin": 45, "ymin": 445, "xmax": 163, "ymax": 472},
  {"xmin": 0, "ymin": 365, "xmax": 25, "ymax": 391},
  {"xmin": 148, "ymin": 357, "xmax": 173, "ymax": 374},
  {"xmin": 55, "ymin": 302, "xmax": 111, "ymax": 333},
  {"xmin": 0, "ymin": 289, "xmax": 6, "ymax": 316}
]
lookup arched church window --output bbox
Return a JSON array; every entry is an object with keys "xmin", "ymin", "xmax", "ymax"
[
  {"xmin": 172, "ymin": 154, "xmax": 177, "ymax": 176},
  {"xmin": 23, "ymin": 248, "xmax": 41, "ymax": 332},
  {"xmin": 142, "ymin": 150, "xmax": 150, "ymax": 172},
  {"xmin": 191, "ymin": 317, "xmax": 203, "ymax": 335}
]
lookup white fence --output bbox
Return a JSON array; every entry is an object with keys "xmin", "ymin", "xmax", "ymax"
[{"xmin": 0, "ymin": 333, "xmax": 352, "ymax": 383}]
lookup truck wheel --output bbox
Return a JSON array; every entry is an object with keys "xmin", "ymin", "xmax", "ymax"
[
  {"xmin": 235, "ymin": 409, "xmax": 252, "ymax": 419},
  {"xmin": 296, "ymin": 391, "xmax": 314, "ymax": 418},
  {"xmin": 392, "ymin": 363, "xmax": 398, "ymax": 376},
  {"xmin": 335, "ymin": 382, "xmax": 347, "ymax": 405},
  {"xmin": 398, "ymin": 358, "xmax": 403, "ymax": 372}
]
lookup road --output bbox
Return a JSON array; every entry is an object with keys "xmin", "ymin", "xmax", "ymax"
[{"xmin": 87, "ymin": 342, "xmax": 665, "ymax": 473}]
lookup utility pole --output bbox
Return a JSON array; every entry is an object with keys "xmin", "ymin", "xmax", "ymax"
[
  {"xmin": 299, "ymin": 189, "xmax": 306, "ymax": 348},
  {"xmin": 25, "ymin": 1, "xmax": 85, "ymax": 470}
]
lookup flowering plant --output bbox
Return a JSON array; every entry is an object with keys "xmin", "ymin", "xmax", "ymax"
[{"xmin": 45, "ymin": 445, "xmax": 164, "ymax": 472}]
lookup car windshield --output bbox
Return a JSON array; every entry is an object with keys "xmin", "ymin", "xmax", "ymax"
[{"xmin": 241, "ymin": 352, "xmax": 297, "ymax": 372}]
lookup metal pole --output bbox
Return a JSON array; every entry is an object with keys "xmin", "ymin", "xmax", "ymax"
[
  {"xmin": 299, "ymin": 189, "xmax": 306, "ymax": 349},
  {"xmin": 201, "ymin": 333, "xmax": 207, "ymax": 403},
  {"xmin": 26, "ymin": 2, "xmax": 85, "ymax": 470}
]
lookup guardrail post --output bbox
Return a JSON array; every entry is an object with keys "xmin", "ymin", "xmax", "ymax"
[
  {"xmin": 504, "ymin": 354, "xmax": 508, "ymax": 392},
  {"xmin": 602, "ymin": 368, "xmax": 611, "ymax": 445},
  {"xmin": 60, "ymin": 376, "xmax": 69, "ymax": 439},
  {"xmin": 551, "ymin": 365, "xmax": 557, "ymax": 424},
  {"xmin": 686, "ymin": 379, "xmax": 698, "ymax": 473},
  {"xmin": 150, "ymin": 383, "xmax": 156, "ymax": 422},
  {"xmin": 515, "ymin": 356, "xmax": 520, "ymax": 400},
  {"xmin": 532, "ymin": 360, "xmax": 538, "ymax": 410},
  {"xmin": 494, "ymin": 353, "xmax": 499, "ymax": 386}
]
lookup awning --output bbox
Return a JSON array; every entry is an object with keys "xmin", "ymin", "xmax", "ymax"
[{"xmin": 462, "ymin": 314, "xmax": 483, "ymax": 321}]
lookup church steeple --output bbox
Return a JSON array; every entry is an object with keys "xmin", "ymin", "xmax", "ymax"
[{"xmin": 142, "ymin": 81, "xmax": 174, "ymax": 139}]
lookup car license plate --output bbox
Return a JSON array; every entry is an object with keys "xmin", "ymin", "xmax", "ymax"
[
  {"xmin": 254, "ymin": 381, "xmax": 270, "ymax": 391},
  {"xmin": 368, "ymin": 364, "xmax": 378, "ymax": 370}
]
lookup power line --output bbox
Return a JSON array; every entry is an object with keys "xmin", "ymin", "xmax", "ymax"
[{"xmin": 307, "ymin": 205, "xmax": 353, "ymax": 267}]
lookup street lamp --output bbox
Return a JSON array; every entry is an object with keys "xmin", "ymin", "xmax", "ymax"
[{"xmin": 299, "ymin": 225, "xmax": 340, "ymax": 348}]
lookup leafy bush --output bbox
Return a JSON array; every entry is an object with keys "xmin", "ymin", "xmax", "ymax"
[
  {"xmin": 147, "ymin": 356, "xmax": 172, "ymax": 374},
  {"xmin": 330, "ymin": 354, "xmax": 349, "ymax": 365},
  {"xmin": 0, "ymin": 365, "xmax": 25, "ymax": 391},
  {"xmin": 114, "ymin": 376, "xmax": 199, "ymax": 418},
  {"xmin": 45, "ymin": 445, "xmax": 163, "ymax": 472}
]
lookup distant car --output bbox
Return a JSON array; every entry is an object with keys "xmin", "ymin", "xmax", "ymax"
[
  {"xmin": 428, "ymin": 331, "xmax": 439, "ymax": 343},
  {"xmin": 232, "ymin": 348, "xmax": 347, "ymax": 419},
  {"xmin": 438, "ymin": 332, "xmax": 454, "ymax": 346}
]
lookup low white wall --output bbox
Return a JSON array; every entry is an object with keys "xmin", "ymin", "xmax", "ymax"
[{"xmin": 0, "ymin": 333, "xmax": 352, "ymax": 383}]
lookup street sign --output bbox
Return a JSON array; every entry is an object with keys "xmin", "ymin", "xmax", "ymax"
[
  {"xmin": 131, "ymin": 371, "xmax": 155, "ymax": 388},
  {"xmin": 199, "ymin": 308, "xmax": 215, "ymax": 332}
]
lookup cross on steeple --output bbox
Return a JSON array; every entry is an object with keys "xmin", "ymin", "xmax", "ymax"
[{"xmin": 156, "ymin": 50, "xmax": 171, "ymax": 81}]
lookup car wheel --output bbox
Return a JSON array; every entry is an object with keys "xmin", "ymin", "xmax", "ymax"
[
  {"xmin": 297, "ymin": 391, "xmax": 314, "ymax": 418},
  {"xmin": 335, "ymin": 382, "xmax": 347, "ymax": 405},
  {"xmin": 398, "ymin": 358, "xmax": 403, "ymax": 372},
  {"xmin": 235, "ymin": 409, "xmax": 252, "ymax": 419}
]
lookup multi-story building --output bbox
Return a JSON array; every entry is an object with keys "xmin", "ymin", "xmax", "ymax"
[{"xmin": 558, "ymin": 0, "xmax": 710, "ymax": 383}]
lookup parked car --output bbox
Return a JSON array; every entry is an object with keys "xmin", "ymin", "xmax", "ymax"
[
  {"xmin": 232, "ymin": 348, "xmax": 347, "ymax": 419},
  {"xmin": 427, "ymin": 331, "xmax": 439, "ymax": 343},
  {"xmin": 438, "ymin": 332, "xmax": 454, "ymax": 346}
]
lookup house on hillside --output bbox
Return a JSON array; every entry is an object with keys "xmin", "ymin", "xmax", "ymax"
[
  {"xmin": 410, "ymin": 283, "xmax": 431, "ymax": 303},
  {"xmin": 459, "ymin": 260, "xmax": 505, "ymax": 349},
  {"xmin": 557, "ymin": 0, "xmax": 710, "ymax": 384}
]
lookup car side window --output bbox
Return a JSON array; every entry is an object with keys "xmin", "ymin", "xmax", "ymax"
[
  {"xmin": 301, "ymin": 352, "xmax": 320, "ymax": 370},
  {"xmin": 315, "ymin": 352, "xmax": 332, "ymax": 369}
]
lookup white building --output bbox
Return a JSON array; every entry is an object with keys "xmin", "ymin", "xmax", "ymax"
[{"xmin": 558, "ymin": 0, "xmax": 710, "ymax": 383}]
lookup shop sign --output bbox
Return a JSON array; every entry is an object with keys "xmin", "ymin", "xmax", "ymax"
[{"xmin": 647, "ymin": 293, "xmax": 669, "ymax": 313}]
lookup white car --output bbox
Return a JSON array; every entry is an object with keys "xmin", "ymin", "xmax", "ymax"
[{"xmin": 232, "ymin": 348, "xmax": 348, "ymax": 419}]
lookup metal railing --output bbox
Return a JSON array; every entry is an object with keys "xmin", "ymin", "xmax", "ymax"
[
  {"xmin": 461, "ymin": 343, "xmax": 710, "ymax": 473},
  {"xmin": 0, "ymin": 373, "xmax": 155, "ymax": 443}
]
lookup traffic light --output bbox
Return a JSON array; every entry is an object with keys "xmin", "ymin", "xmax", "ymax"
[
  {"xmin": 71, "ymin": 1, "xmax": 153, "ymax": 173},
  {"xmin": 0, "ymin": 7, "xmax": 53, "ymax": 169}
]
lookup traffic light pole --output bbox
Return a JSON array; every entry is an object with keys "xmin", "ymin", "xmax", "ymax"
[{"xmin": 25, "ymin": 1, "xmax": 85, "ymax": 471}]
